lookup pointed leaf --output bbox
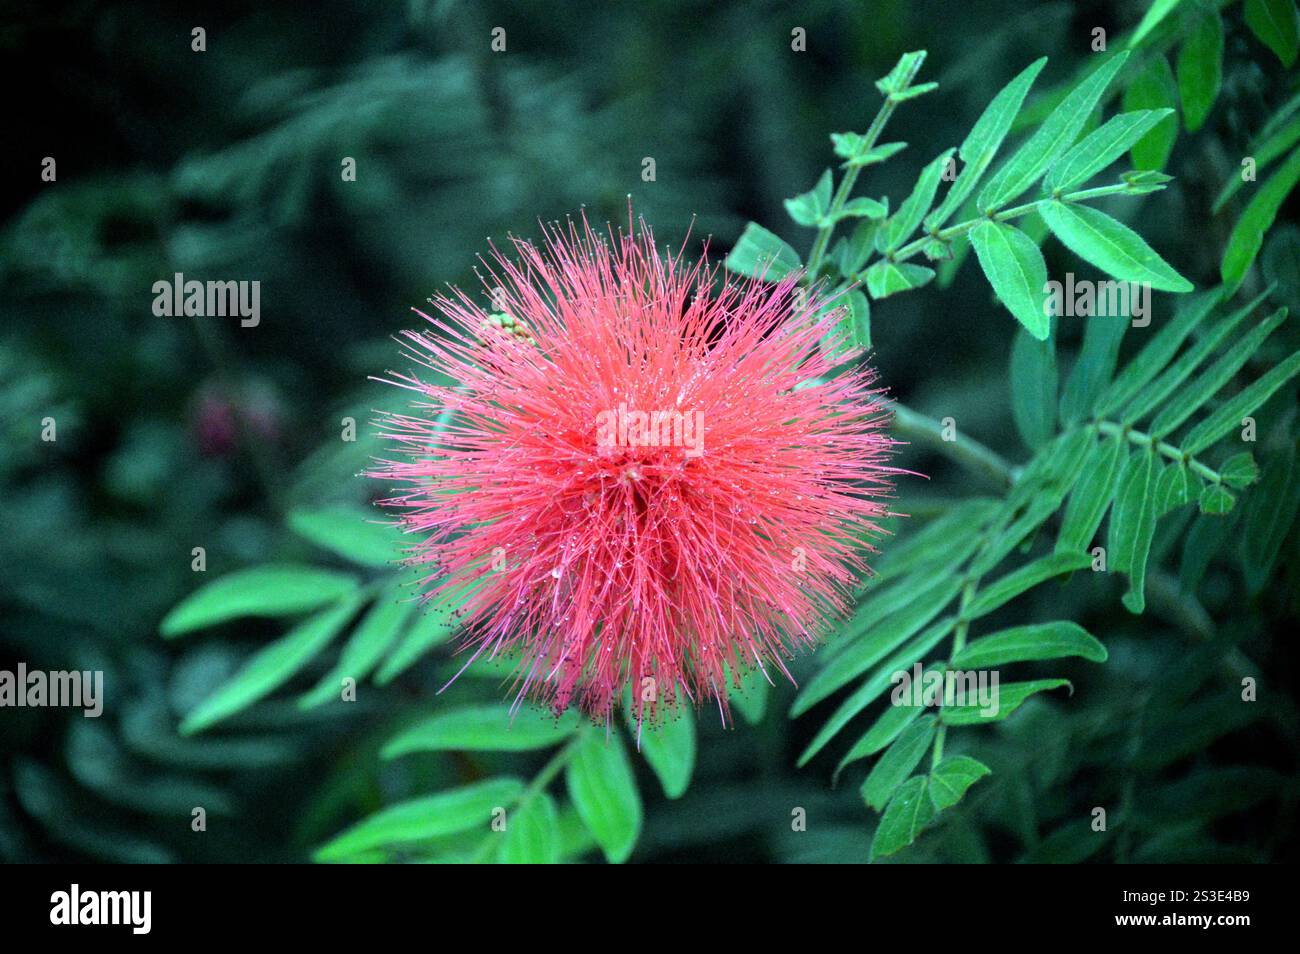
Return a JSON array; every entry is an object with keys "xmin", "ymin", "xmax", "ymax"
[
  {"xmin": 499, "ymin": 793, "xmax": 560, "ymax": 864},
  {"xmin": 964, "ymin": 552, "xmax": 1092, "ymax": 620},
  {"xmin": 288, "ymin": 507, "xmax": 401, "ymax": 567},
  {"xmin": 180, "ymin": 594, "xmax": 362, "ymax": 734},
  {"xmin": 1041, "ymin": 200, "xmax": 1192, "ymax": 291},
  {"xmin": 566, "ymin": 730, "xmax": 642, "ymax": 864},
  {"xmin": 862, "ymin": 717, "xmax": 936, "ymax": 811},
  {"xmin": 1245, "ymin": 0, "xmax": 1300, "ymax": 67},
  {"xmin": 979, "ymin": 53, "xmax": 1129, "ymax": 211},
  {"xmin": 1122, "ymin": 55, "xmax": 1179, "ymax": 170},
  {"xmin": 161, "ymin": 565, "xmax": 359, "ymax": 637},
  {"xmin": 627, "ymin": 707, "xmax": 696, "ymax": 799},
  {"xmin": 1010, "ymin": 324, "xmax": 1058, "ymax": 448},
  {"xmin": 952, "ymin": 621, "xmax": 1107, "ymax": 668},
  {"xmin": 870, "ymin": 776, "xmax": 934, "ymax": 859},
  {"xmin": 1176, "ymin": 8, "xmax": 1223, "ymax": 132},
  {"xmin": 941, "ymin": 679, "xmax": 1072, "ymax": 724},
  {"xmin": 969, "ymin": 220, "xmax": 1051, "ymax": 338},
  {"xmin": 928, "ymin": 756, "xmax": 992, "ymax": 810},
  {"xmin": 864, "ymin": 260, "xmax": 935, "ymax": 298},
  {"xmin": 725, "ymin": 223, "xmax": 802, "ymax": 281},
  {"xmin": 1046, "ymin": 109, "xmax": 1175, "ymax": 191},
  {"xmin": 1057, "ymin": 432, "xmax": 1125, "ymax": 553},
  {"xmin": 1182, "ymin": 344, "xmax": 1300, "ymax": 454},
  {"xmin": 886, "ymin": 149, "xmax": 955, "ymax": 250},
  {"xmin": 1221, "ymin": 146, "xmax": 1300, "ymax": 294},
  {"xmin": 928, "ymin": 58, "xmax": 1047, "ymax": 228},
  {"xmin": 314, "ymin": 778, "xmax": 523, "ymax": 862},
  {"xmin": 383, "ymin": 705, "xmax": 579, "ymax": 758},
  {"xmin": 1109, "ymin": 448, "xmax": 1157, "ymax": 612}
]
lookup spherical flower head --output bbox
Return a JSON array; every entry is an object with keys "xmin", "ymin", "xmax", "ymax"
[{"xmin": 370, "ymin": 215, "xmax": 898, "ymax": 728}]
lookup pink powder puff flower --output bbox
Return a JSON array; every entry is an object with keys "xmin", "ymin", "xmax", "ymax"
[{"xmin": 369, "ymin": 214, "xmax": 898, "ymax": 728}]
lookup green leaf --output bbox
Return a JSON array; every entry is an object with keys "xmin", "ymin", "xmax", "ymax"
[
  {"xmin": 1181, "ymin": 344, "xmax": 1300, "ymax": 454},
  {"xmin": 1215, "ymin": 114, "xmax": 1300, "ymax": 212},
  {"xmin": 298, "ymin": 593, "xmax": 415, "ymax": 709},
  {"xmin": 792, "ymin": 573, "xmax": 962, "ymax": 716},
  {"xmin": 1109, "ymin": 448, "xmax": 1157, "ymax": 612},
  {"xmin": 314, "ymin": 778, "xmax": 523, "ymax": 862},
  {"xmin": 797, "ymin": 618, "xmax": 955, "ymax": 766},
  {"xmin": 374, "ymin": 583, "xmax": 477, "ymax": 684},
  {"xmin": 1129, "ymin": 0, "xmax": 1186, "ymax": 48},
  {"xmin": 1041, "ymin": 200, "xmax": 1192, "ymax": 291},
  {"xmin": 288, "ymin": 506, "xmax": 401, "ymax": 567},
  {"xmin": 862, "ymin": 717, "xmax": 936, "ymax": 811},
  {"xmin": 969, "ymin": 221, "xmax": 1051, "ymax": 339},
  {"xmin": 941, "ymin": 679, "xmax": 1072, "ymax": 724},
  {"xmin": 1221, "ymin": 146, "xmax": 1300, "ymax": 295},
  {"xmin": 180, "ymin": 594, "xmax": 362, "ymax": 734},
  {"xmin": 836, "ymin": 697, "xmax": 926, "ymax": 779},
  {"xmin": 1097, "ymin": 289, "xmax": 1221, "ymax": 417},
  {"xmin": 891, "ymin": 82, "xmax": 939, "ymax": 102},
  {"xmin": 499, "ymin": 793, "xmax": 560, "ymax": 864},
  {"xmin": 832, "ymin": 134, "xmax": 907, "ymax": 168},
  {"xmin": 160, "ymin": 564, "xmax": 359, "ymax": 637},
  {"xmin": 828, "ymin": 196, "xmax": 889, "ymax": 224},
  {"xmin": 383, "ymin": 705, "xmax": 579, "ymax": 758},
  {"xmin": 1149, "ymin": 307, "xmax": 1289, "ymax": 437},
  {"xmin": 1245, "ymin": 0, "xmax": 1300, "ymax": 67},
  {"xmin": 928, "ymin": 756, "xmax": 992, "ymax": 810},
  {"xmin": 784, "ymin": 169, "xmax": 833, "ymax": 227},
  {"xmin": 1123, "ymin": 55, "xmax": 1179, "ymax": 171},
  {"xmin": 839, "ymin": 219, "xmax": 882, "ymax": 275},
  {"xmin": 927, "ymin": 58, "xmax": 1047, "ymax": 229},
  {"xmin": 1046, "ymin": 110, "xmax": 1175, "ymax": 191},
  {"xmin": 825, "ymin": 289, "xmax": 871, "ymax": 354},
  {"xmin": 627, "ymin": 706, "xmax": 696, "ymax": 800},
  {"xmin": 1199, "ymin": 482, "xmax": 1236, "ymax": 514},
  {"xmin": 1242, "ymin": 443, "xmax": 1300, "ymax": 591},
  {"xmin": 885, "ymin": 149, "xmax": 954, "ymax": 250},
  {"xmin": 1060, "ymin": 314, "xmax": 1127, "ymax": 424},
  {"xmin": 876, "ymin": 50, "xmax": 928, "ymax": 97},
  {"xmin": 567, "ymin": 729, "xmax": 642, "ymax": 863},
  {"xmin": 870, "ymin": 776, "xmax": 934, "ymax": 859},
  {"xmin": 1057, "ymin": 432, "xmax": 1125, "ymax": 553},
  {"xmin": 1121, "ymin": 169, "xmax": 1175, "ymax": 194},
  {"xmin": 1120, "ymin": 289, "xmax": 1266, "ymax": 423},
  {"xmin": 978, "ymin": 53, "xmax": 1129, "ymax": 211},
  {"xmin": 1176, "ymin": 8, "xmax": 1223, "ymax": 132},
  {"xmin": 1219, "ymin": 452, "xmax": 1260, "ymax": 489},
  {"xmin": 864, "ymin": 260, "xmax": 935, "ymax": 298},
  {"xmin": 1155, "ymin": 461, "xmax": 1198, "ymax": 514},
  {"xmin": 964, "ymin": 552, "xmax": 1092, "ymax": 620},
  {"xmin": 727, "ymin": 667, "xmax": 770, "ymax": 725},
  {"xmin": 1010, "ymin": 324, "xmax": 1058, "ymax": 448},
  {"xmin": 952, "ymin": 621, "xmax": 1107, "ymax": 668},
  {"xmin": 725, "ymin": 223, "xmax": 802, "ymax": 281}
]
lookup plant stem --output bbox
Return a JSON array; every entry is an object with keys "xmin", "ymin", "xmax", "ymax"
[
  {"xmin": 805, "ymin": 72, "xmax": 923, "ymax": 279},
  {"xmin": 888, "ymin": 401, "xmax": 1020, "ymax": 489},
  {"xmin": 1095, "ymin": 420, "xmax": 1223, "ymax": 483},
  {"xmin": 930, "ymin": 578, "xmax": 978, "ymax": 769},
  {"xmin": 888, "ymin": 183, "xmax": 1133, "ymax": 266},
  {"xmin": 466, "ymin": 725, "xmax": 589, "ymax": 864}
]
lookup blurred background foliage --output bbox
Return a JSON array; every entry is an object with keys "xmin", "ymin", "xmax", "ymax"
[{"xmin": 1, "ymin": 0, "xmax": 1297, "ymax": 863}]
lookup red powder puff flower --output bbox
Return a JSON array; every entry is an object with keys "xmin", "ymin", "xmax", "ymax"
[{"xmin": 370, "ymin": 215, "xmax": 898, "ymax": 728}]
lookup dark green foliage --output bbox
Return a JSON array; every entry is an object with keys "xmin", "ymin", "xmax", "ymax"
[{"xmin": 3, "ymin": 0, "xmax": 1298, "ymax": 865}]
